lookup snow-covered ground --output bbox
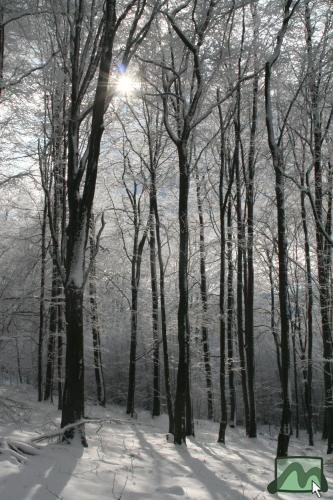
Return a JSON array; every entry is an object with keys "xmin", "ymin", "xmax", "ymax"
[{"xmin": 0, "ymin": 385, "xmax": 332, "ymax": 500}]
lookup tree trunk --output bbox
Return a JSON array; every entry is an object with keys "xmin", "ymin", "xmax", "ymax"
[
  {"xmin": 58, "ymin": 0, "xmax": 150, "ymax": 446},
  {"xmin": 151, "ymin": 169, "xmax": 174, "ymax": 433},
  {"xmin": 217, "ymin": 95, "xmax": 234, "ymax": 443},
  {"xmin": 174, "ymin": 143, "xmax": 190, "ymax": 445},
  {"xmin": 195, "ymin": 169, "xmax": 213, "ymax": 421},
  {"xmin": 127, "ymin": 279, "xmax": 138, "ymax": 416},
  {"xmin": 46, "ymin": 74, "xmax": 66, "ymax": 405},
  {"xmin": 263, "ymin": 1, "xmax": 300, "ymax": 455},
  {"xmin": 235, "ymin": 114, "xmax": 250, "ymax": 435},
  {"xmin": 217, "ymin": 148, "xmax": 227, "ymax": 443},
  {"xmin": 44, "ymin": 262, "xmax": 58, "ymax": 402},
  {"xmin": 61, "ymin": 283, "xmax": 87, "ymax": 446},
  {"xmin": 300, "ymin": 174, "xmax": 314, "ymax": 446},
  {"xmin": 305, "ymin": 2, "xmax": 333, "ymax": 452},
  {"xmin": 265, "ymin": 61, "xmax": 291, "ymax": 457},
  {"xmin": 127, "ymin": 215, "xmax": 147, "ymax": 417},
  {"xmin": 57, "ymin": 299, "xmax": 64, "ymax": 410},
  {"xmin": 291, "ymin": 324, "xmax": 299, "ymax": 438},
  {"xmin": 227, "ymin": 197, "xmax": 236, "ymax": 427},
  {"xmin": 274, "ymin": 157, "xmax": 291, "ymax": 458},
  {"xmin": 89, "ymin": 215, "xmax": 106, "ymax": 407},
  {"xmin": 38, "ymin": 195, "xmax": 47, "ymax": 402},
  {"xmin": 149, "ymin": 186, "xmax": 160, "ymax": 417},
  {"xmin": 0, "ymin": 5, "xmax": 4, "ymax": 96},
  {"xmin": 15, "ymin": 338, "xmax": 22, "ymax": 384},
  {"xmin": 244, "ymin": 52, "xmax": 259, "ymax": 439},
  {"xmin": 268, "ymin": 252, "xmax": 282, "ymax": 383},
  {"xmin": 185, "ymin": 314, "xmax": 194, "ymax": 436}
]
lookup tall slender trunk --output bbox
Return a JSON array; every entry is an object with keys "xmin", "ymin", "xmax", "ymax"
[
  {"xmin": 305, "ymin": 2, "xmax": 333, "ymax": 452},
  {"xmin": 244, "ymin": 49, "xmax": 259, "ymax": 439},
  {"xmin": 218, "ymin": 151, "xmax": 228, "ymax": 443},
  {"xmin": 217, "ymin": 97, "xmax": 234, "ymax": 443},
  {"xmin": 274, "ymin": 153, "xmax": 291, "ymax": 458},
  {"xmin": 57, "ymin": 295, "xmax": 64, "ymax": 410},
  {"xmin": 185, "ymin": 314, "xmax": 194, "ymax": 436},
  {"xmin": 268, "ymin": 251, "xmax": 282, "ymax": 383},
  {"xmin": 16, "ymin": 338, "xmax": 22, "ymax": 384},
  {"xmin": 62, "ymin": 282, "xmax": 86, "ymax": 445},
  {"xmin": 0, "ymin": 5, "xmax": 4, "ymax": 96},
  {"xmin": 227, "ymin": 197, "xmax": 236, "ymax": 427},
  {"xmin": 300, "ymin": 173, "xmax": 314, "ymax": 445},
  {"xmin": 263, "ymin": 1, "xmax": 300, "ymax": 455},
  {"xmin": 151, "ymin": 170, "xmax": 174, "ymax": 433},
  {"xmin": 196, "ymin": 169, "xmax": 214, "ymax": 421},
  {"xmin": 44, "ymin": 262, "xmax": 58, "ymax": 402},
  {"xmin": 291, "ymin": 319, "xmax": 299, "ymax": 438},
  {"xmin": 38, "ymin": 196, "xmax": 47, "ymax": 401},
  {"xmin": 265, "ymin": 63, "xmax": 291, "ymax": 457},
  {"xmin": 57, "ymin": 115, "xmax": 67, "ymax": 411},
  {"xmin": 60, "ymin": 0, "xmax": 151, "ymax": 446},
  {"xmin": 45, "ymin": 80, "xmax": 65, "ymax": 404},
  {"xmin": 235, "ymin": 114, "xmax": 250, "ymax": 435},
  {"xmin": 127, "ymin": 211, "xmax": 147, "ymax": 416},
  {"xmin": 149, "ymin": 185, "xmax": 160, "ymax": 417},
  {"xmin": 127, "ymin": 308, "xmax": 137, "ymax": 414},
  {"xmin": 174, "ymin": 142, "xmax": 190, "ymax": 445},
  {"xmin": 89, "ymin": 215, "xmax": 106, "ymax": 407},
  {"xmin": 318, "ymin": 194, "xmax": 333, "ymax": 451},
  {"xmin": 264, "ymin": 0, "xmax": 301, "ymax": 456}
]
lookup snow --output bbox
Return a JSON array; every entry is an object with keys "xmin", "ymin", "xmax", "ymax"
[{"xmin": 0, "ymin": 385, "xmax": 332, "ymax": 500}]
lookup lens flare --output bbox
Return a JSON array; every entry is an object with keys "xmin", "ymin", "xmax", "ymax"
[{"xmin": 116, "ymin": 74, "xmax": 139, "ymax": 96}]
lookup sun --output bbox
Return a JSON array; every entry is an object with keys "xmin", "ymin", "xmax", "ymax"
[{"xmin": 116, "ymin": 74, "xmax": 139, "ymax": 96}]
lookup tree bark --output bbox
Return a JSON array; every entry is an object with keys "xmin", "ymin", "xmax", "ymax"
[
  {"xmin": 217, "ymin": 94, "xmax": 234, "ymax": 443},
  {"xmin": 174, "ymin": 143, "xmax": 190, "ymax": 445},
  {"xmin": 244, "ymin": 43, "xmax": 259, "ymax": 439},
  {"xmin": 44, "ymin": 262, "xmax": 57, "ymax": 402},
  {"xmin": 126, "ymin": 208, "xmax": 147, "ymax": 416},
  {"xmin": 61, "ymin": 0, "xmax": 117, "ymax": 446},
  {"xmin": 227, "ymin": 197, "xmax": 236, "ymax": 427},
  {"xmin": 265, "ymin": 63, "xmax": 291, "ymax": 458},
  {"xmin": 185, "ymin": 314, "xmax": 194, "ymax": 437},
  {"xmin": 267, "ymin": 250, "xmax": 282, "ymax": 383},
  {"xmin": 57, "ymin": 297, "xmax": 64, "ymax": 410},
  {"xmin": 300, "ymin": 173, "xmax": 314, "ymax": 446},
  {"xmin": 305, "ymin": 1, "xmax": 333, "ymax": 453},
  {"xmin": 89, "ymin": 215, "xmax": 106, "ymax": 407},
  {"xmin": 45, "ymin": 83, "xmax": 65, "ymax": 404},
  {"xmin": 151, "ymin": 169, "xmax": 174, "ymax": 433},
  {"xmin": 264, "ymin": 0, "xmax": 299, "ymax": 457},
  {"xmin": 235, "ymin": 109, "xmax": 250, "ymax": 435},
  {"xmin": 38, "ymin": 195, "xmax": 47, "ymax": 402},
  {"xmin": 62, "ymin": 284, "xmax": 87, "ymax": 446},
  {"xmin": 195, "ymin": 169, "xmax": 214, "ymax": 421},
  {"xmin": 0, "ymin": 4, "xmax": 4, "ymax": 96},
  {"xmin": 149, "ymin": 185, "xmax": 160, "ymax": 417},
  {"xmin": 217, "ymin": 142, "xmax": 228, "ymax": 443},
  {"xmin": 291, "ymin": 320, "xmax": 299, "ymax": 438}
]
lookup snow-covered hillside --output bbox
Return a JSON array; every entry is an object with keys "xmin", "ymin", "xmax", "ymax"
[{"xmin": 0, "ymin": 386, "xmax": 332, "ymax": 500}]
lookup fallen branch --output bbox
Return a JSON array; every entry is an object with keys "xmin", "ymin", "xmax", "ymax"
[
  {"xmin": 30, "ymin": 415, "xmax": 160, "ymax": 444},
  {"xmin": 0, "ymin": 438, "xmax": 39, "ymax": 464},
  {"xmin": 30, "ymin": 418, "xmax": 127, "ymax": 444}
]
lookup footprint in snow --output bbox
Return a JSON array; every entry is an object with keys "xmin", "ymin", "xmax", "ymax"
[{"xmin": 156, "ymin": 486, "xmax": 185, "ymax": 496}]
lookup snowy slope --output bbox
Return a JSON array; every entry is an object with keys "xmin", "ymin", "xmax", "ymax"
[{"xmin": 0, "ymin": 385, "xmax": 332, "ymax": 500}]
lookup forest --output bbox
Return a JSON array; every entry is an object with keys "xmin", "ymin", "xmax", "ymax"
[{"xmin": 0, "ymin": 0, "xmax": 333, "ymax": 499}]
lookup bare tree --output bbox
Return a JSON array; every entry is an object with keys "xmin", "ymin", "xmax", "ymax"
[
  {"xmin": 44, "ymin": 0, "xmax": 158, "ymax": 446},
  {"xmin": 89, "ymin": 213, "xmax": 106, "ymax": 407},
  {"xmin": 264, "ymin": 0, "xmax": 300, "ymax": 457}
]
